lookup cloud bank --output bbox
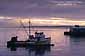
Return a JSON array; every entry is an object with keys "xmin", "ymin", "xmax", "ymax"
[{"xmin": 0, "ymin": 0, "xmax": 85, "ymax": 20}]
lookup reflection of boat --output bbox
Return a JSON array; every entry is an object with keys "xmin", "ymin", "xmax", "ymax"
[
  {"xmin": 27, "ymin": 46, "xmax": 50, "ymax": 56},
  {"xmin": 64, "ymin": 25, "xmax": 85, "ymax": 36},
  {"xmin": 10, "ymin": 46, "xmax": 51, "ymax": 56},
  {"xmin": 7, "ymin": 19, "xmax": 54, "ymax": 48}
]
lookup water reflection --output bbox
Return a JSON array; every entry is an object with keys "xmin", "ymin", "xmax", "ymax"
[
  {"xmin": 8, "ymin": 46, "xmax": 51, "ymax": 56},
  {"xmin": 69, "ymin": 36, "xmax": 85, "ymax": 42},
  {"xmin": 66, "ymin": 35, "xmax": 85, "ymax": 56}
]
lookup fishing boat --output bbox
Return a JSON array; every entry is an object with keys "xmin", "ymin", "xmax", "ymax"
[
  {"xmin": 7, "ymin": 19, "xmax": 54, "ymax": 47},
  {"xmin": 64, "ymin": 25, "xmax": 85, "ymax": 36}
]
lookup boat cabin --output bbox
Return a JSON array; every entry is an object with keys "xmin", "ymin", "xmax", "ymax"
[
  {"xmin": 29, "ymin": 32, "xmax": 46, "ymax": 41},
  {"xmin": 70, "ymin": 26, "xmax": 85, "ymax": 33}
]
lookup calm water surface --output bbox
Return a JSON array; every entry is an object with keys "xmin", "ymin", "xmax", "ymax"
[{"xmin": 0, "ymin": 28, "xmax": 85, "ymax": 56}]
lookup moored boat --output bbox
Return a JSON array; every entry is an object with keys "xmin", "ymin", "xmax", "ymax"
[
  {"xmin": 7, "ymin": 32, "xmax": 54, "ymax": 47},
  {"xmin": 64, "ymin": 25, "xmax": 85, "ymax": 36}
]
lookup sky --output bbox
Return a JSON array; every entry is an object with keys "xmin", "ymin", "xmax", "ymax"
[{"xmin": 0, "ymin": 0, "xmax": 85, "ymax": 26}]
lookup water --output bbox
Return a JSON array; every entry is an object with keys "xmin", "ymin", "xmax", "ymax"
[{"xmin": 0, "ymin": 28, "xmax": 85, "ymax": 56}]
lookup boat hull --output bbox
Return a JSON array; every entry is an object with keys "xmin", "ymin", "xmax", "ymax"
[
  {"xmin": 7, "ymin": 41, "xmax": 54, "ymax": 48},
  {"xmin": 64, "ymin": 31, "xmax": 85, "ymax": 36}
]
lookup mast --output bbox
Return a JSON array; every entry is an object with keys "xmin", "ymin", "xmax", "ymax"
[{"xmin": 29, "ymin": 19, "xmax": 31, "ymax": 36}]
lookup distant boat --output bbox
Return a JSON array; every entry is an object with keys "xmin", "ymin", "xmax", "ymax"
[
  {"xmin": 7, "ymin": 19, "xmax": 54, "ymax": 48},
  {"xmin": 64, "ymin": 25, "xmax": 85, "ymax": 36}
]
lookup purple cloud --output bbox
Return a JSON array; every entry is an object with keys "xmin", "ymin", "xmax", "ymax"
[{"xmin": 0, "ymin": 0, "xmax": 85, "ymax": 20}]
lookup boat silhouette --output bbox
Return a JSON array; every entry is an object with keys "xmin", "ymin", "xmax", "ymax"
[
  {"xmin": 7, "ymin": 19, "xmax": 54, "ymax": 48},
  {"xmin": 64, "ymin": 25, "xmax": 85, "ymax": 37}
]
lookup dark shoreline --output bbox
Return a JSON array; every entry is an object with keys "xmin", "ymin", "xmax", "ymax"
[{"xmin": 0, "ymin": 25, "xmax": 85, "ymax": 28}]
